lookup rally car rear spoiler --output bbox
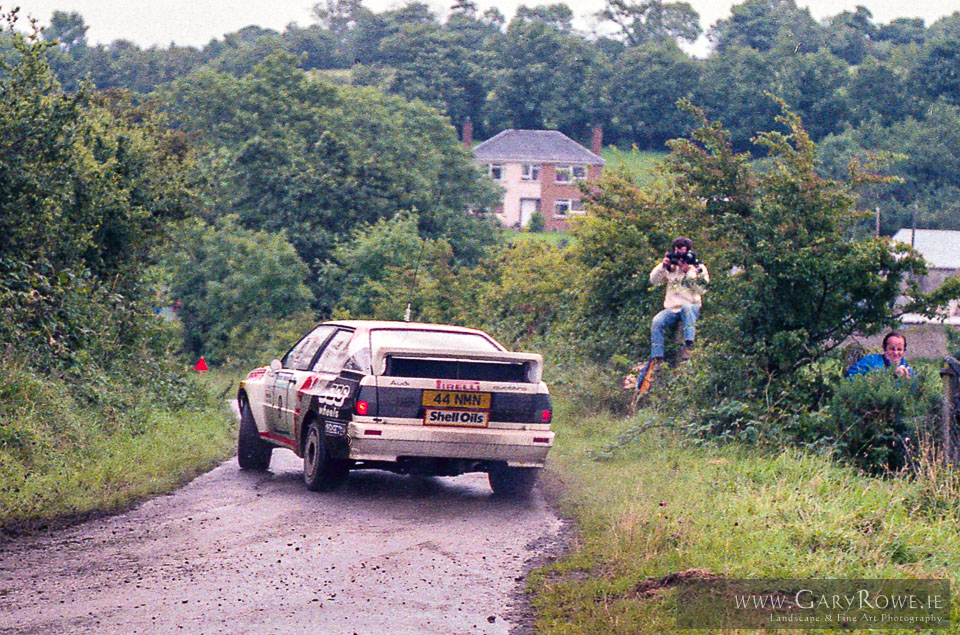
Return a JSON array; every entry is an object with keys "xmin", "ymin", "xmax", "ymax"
[{"xmin": 372, "ymin": 347, "xmax": 543, "ymax": 384}]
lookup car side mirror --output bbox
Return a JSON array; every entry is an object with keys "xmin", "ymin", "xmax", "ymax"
[{"xmin": 269, "ymin": 359, "xmax": 282, "ymax": 373}]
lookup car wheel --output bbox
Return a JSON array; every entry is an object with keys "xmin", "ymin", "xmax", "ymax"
[
  {"xmin": 237, "ymin": 402, "xmax": 272, "ymax": 470},
  {"xmin": 488, "ymin": 465, "xmax": 539, "ymax": 497},
  {"xmin": 303, "ymin": 420, "xmax": 348, "ymax": 491}
]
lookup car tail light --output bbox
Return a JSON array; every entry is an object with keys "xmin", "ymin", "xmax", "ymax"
[
  {"xmin": 355, "ymin": 400, "xmax": 369, "ymax": 415},
  {"xmin": 541, "ymin": 409, "xmax": 552, "ymax": 423}
]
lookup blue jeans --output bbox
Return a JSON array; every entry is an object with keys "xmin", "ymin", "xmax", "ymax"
[{"xmin": 650, "ymin": 304, "xmax": 700, "ymax": 359}]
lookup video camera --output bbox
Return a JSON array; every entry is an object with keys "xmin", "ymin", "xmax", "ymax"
[{"xmin": 666, "ymin": 250, "xmax": 699, "ymax": 267}]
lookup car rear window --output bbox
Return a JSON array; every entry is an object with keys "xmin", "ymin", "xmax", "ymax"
[{"xmin": 370, "ymin": 329, "xmax": 501, "ymax": 353}]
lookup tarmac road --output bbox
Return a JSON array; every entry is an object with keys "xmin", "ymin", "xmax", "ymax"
[{"xmin": 0, "ymin": 450, "xmax": 564, "ymax": 634}]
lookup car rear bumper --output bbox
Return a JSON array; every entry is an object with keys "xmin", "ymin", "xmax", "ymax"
[{"xmin": 346, "ymin": 421, "xmax": 553, "ymax": 468}]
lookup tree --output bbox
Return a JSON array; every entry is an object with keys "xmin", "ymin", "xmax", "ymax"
[
  {"xmin": 162, "ymin": 53, "xmax": 500, "ymax": 312},
  {"xmin": 708, "ymin": 0, "xmax": 825, "ymax": 54},
  {"xmin": 772, "ymin": 49, "xmax": 849, "ymax": 141},
  {"xmin": 42, "ymin": 10, "xmax": 88, "ymax": 52},
  {"xmin": 484, "ymin": 14, "xmax": 600, "ymax": 133},
  {"xmin": 910, "ymin": 37, "xmax": 960, "ymax": 106},
  {"xmin": 847, "ymin": 57, "xmax": 918, "ymax": 126},
  {"xmin": 607, "ymin": 41, "xmax": 698, "ymax": 148},
  {"xmin": 818, "ymin": 102, "xmax": 960, "ymax": 235},
  {"xmin": 694, "ymin": 46, "xmax": 782, "ymax": 151},
  {"xmin": 311, "ymin": 0, "xmax": 365, "ymax": 36},
  {"xmin": 596, "ymin": 0, "xmax": 701, "ymax": 46},
  {"xmin": 377, "ymin": 21, "xmax": 488, "ymax": 128},
  {"xmin": 515, "ymin": 4, "xmax": 575, "ymax": 33},
  {"xmin": 575, "ymin": 100, "xmax": 958, "ymax": 408},
  {"xmin": 824, "ymin": 6, "xmax": 878, "ymax": 64},
  {"xmin": 0, "ymin": 12, "xmax": 195, "ymax": 368},
  {"xmin": 320, "ymin": 210, "xmax": 498, "ymax": 326},
  {"xmin": 877, "ymin": 17, "xmax": 927, "ymax": 46},
  {"xmin": 928, "ymin": 12, "xmax": 960, "ymax": 41},
  {"xmin": 282, "ymin": 24, "xmax": 350, "ymax": 69},
  {"xmin": 162, "ymin": 217, "xmax": 316, "ymax": 364},
  {"xmin": 450, "ymin": 0, "xmax": 478, "ymax": 16}
]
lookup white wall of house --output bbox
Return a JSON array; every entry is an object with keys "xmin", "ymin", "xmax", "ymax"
[{"xmin": 492, "ymin": 163, "xmax": 541, "ymax": 227}]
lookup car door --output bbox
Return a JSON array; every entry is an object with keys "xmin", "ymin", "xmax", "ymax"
[
  {"xmin": 266, "ymin": 325, "xmax": 335, "ymax": 436},
  {"xmin": 303, "ymin": 328, "xmax": 356, "ymax": 423}
]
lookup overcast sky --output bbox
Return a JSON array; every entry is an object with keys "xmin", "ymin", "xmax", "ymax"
[{"xmin": 13, "ymin": 0, "xmax": 960, "ymax": 54}]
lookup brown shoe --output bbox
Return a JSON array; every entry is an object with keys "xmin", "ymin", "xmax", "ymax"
[{"xmin": 680, "ymin": 342, "xmax": 694, "ymax": 361}]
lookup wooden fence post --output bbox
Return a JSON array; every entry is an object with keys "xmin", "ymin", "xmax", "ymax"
[{"xmin": 940, "ymin": 357, "xmax": 960, "ymax": 465}]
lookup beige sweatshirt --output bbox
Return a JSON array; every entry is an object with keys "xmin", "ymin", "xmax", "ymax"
[{"xmin": 649, "ymin": 261, "xmax": 710, "ymax": 312}]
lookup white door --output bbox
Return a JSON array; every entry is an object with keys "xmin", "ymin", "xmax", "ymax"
[{"xmin": 519, "ymin": 198, "xmax": 540, "ymax": 227}]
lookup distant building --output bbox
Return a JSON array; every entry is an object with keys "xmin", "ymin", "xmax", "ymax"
[
  {"xmin": 467, "ymin": 125, "xmax": 605, "ymax": 231},
  {"xmin": 892, "ymin": 228, "xmax": 960, "ymax": 293},
  {"xmin": 893, "ymin": 228, "xmax": 960, "ymax": 317}
]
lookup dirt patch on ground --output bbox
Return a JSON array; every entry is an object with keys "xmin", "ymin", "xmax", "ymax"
[{"xmin": 635, "ymin": 569, "xmax": 722, "ymax": 599}]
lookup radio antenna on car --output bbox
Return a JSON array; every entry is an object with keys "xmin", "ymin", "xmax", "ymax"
[{"xmin": 404, "ymin": 238, "xmax": 427, "ymax": 322}]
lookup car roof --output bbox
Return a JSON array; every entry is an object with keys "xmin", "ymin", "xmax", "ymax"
[
  {"xmin": 325, "ymin": 320, "xmax": 486, "ymax": 334},
  {"xmin": 324, "ymin": 320, "xmax": 505, "ymax": 349}
]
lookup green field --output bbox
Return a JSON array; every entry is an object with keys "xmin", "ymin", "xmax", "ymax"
[
  {"xmin": 530, "ymin": 403, "xmax": 960, "ymax": 633},
  {"xmin": 601, "ymin": 147, "xmax": 668, "ymax": 185}
]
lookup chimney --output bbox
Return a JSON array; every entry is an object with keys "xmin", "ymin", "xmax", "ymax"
[
  {"xmin": 462, "ymin": 117, "xmax": 473, "ymax": 149},
  {"xmin": 591, "ymin": 124, "xmax": 603, "ymax": 156}
]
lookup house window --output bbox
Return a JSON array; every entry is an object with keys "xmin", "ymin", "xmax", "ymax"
[
  {"xmin": 488, "ymin": 164, "xmax": 504, "ymax": 180},
  {"xmin": 555, "ymin": 165, "xmax": 586, "ymax": 183},
  {"xmin": 554, "ymin": 199, "xmax": 585, "ymax": 217},
  {"xmin": 522, "ymin": 164, "xmax": 540, "ymax": 181}
]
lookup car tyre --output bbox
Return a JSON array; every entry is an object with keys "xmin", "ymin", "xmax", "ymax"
[
  {"xmin": 303, "ymin": 420, "xmax": 348, "ymax": 491},
  {"xmin": 237, "ymin": 402, "xmax": 272, "ymax": 471},
  {"xmin": 488, "ymin": 465, "xmax": 539, "ymax": 497}
]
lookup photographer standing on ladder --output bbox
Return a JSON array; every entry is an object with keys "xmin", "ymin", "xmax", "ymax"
[{"xmin": 648, "ymin": 237, "xmax": 709, "ymax": 364}]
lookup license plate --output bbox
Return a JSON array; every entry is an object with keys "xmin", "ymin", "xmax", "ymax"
[
  {"xmin": 424, "ymin": 409, "xmax": 490, "ymax": 427},
  {"xmin": 421, "ymin": 390, "xmax": 491, "ymax": 409}
]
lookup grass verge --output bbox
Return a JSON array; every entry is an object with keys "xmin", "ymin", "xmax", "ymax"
[
  {"xmin": 504, "ymin": 228, "xmax": 573, "ymax": 246},
  {"xmin": 0, "ymin": 368, "xmax": 240, "ymax": 533},
  {"xmin": 531, "ymin": 402, "xmax": 960, "ymax": 633}
]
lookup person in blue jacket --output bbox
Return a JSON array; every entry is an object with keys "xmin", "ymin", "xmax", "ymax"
[{"xmin": 845, "ymin": 331, "xmax": 912, "ymax": 379}]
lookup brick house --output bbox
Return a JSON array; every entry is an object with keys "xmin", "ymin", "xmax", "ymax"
[{"xmin": 467, "ymin": 125, "xmax": 605, "ymax": 231}]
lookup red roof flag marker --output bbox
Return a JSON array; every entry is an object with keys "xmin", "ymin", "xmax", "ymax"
[{"xmin": 194, "ymin": 357, "xmax": 208, "ymax": 372}]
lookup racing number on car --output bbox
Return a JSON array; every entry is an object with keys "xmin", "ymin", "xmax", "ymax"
[{"xmin": 318, "ymin": 382, "xmax": 351, "ymax": 408}]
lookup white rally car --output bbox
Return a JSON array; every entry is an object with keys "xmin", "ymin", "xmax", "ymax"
[{"xmin": 236, "ymin": 321, "xmax": 553, "ymax": 496}]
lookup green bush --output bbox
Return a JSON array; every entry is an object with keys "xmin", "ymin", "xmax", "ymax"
[
  {"xmin": 526, "ymin": 212, "xmax": 546, "ymax": 232},
  {"xmin": 821, "ymin": 368, "xmax": 941, "ymax": 474}
]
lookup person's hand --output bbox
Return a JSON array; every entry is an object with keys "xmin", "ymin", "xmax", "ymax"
[
  {"xmin": 662, "ymin": 255, "xmax": 672, "ymax": 268},
  {"xmin": 895, "ymin": 365, "xmax": 911, "ymax": 378},
  {"xmin": 678, "ymin": 262, "xmax": 691, "ymax": 273}
]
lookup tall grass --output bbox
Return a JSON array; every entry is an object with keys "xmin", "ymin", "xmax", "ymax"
[
  {"xmin": 0, "ymin": 364, "xmax": 238, "ymax": 532},
  {"xmin": 531, "ymin": 405, "xmax": 960, "ymax": 633}
]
